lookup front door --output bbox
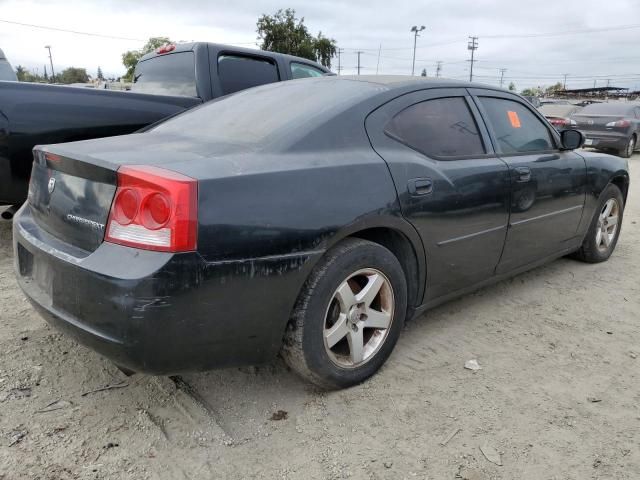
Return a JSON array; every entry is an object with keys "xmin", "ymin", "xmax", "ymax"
[
  {"xmin": 470, "ymin": 91, "xmax": 587, "ymax": 273},
  {"xmin": 366, "ymin": 88, "xmax": 510, "ymax": 301}
]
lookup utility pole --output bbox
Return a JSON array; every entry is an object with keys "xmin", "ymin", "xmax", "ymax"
[
  {"xmin": 499, "ymin": 68, "xmax": 507, "ymax": 88},
  {"xmin": 376, "ymin": 44, "xmax": 382, "ymax": 75},
  {"xmin": 606, "ymin": 78, "xmax": 611, "ymax": 87},
  {"xmin": 436, "ymin": 61, "xmax": 443, "ymax": 78},
  {"xmin": 562, "ymin": 73, "xmax": 568, "ymax": 90},
  {"xmin": 467, "ymin": 36, "xmax": 478, "ymax": 82},
  {"xmin": 337, "ymin": 48, "xmax": 343, "ymax": 75},
  {"xmin": 356, "ymin": 51, "xmax": 363, "ymax": 75},
  {"xmin": 45, "ymin": 45, "xmax": 55, "ymax": 83},
  {"xmin": 410, "ymin": 25, "xmax": 426, "ymax": 76}
]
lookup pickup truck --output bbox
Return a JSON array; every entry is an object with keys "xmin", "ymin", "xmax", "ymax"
[
  {"xmin": 0, "ymin": 48, "xmax": 17, "ymax": 82},
  {"xmin": 0, "ymin": 42, "xmax": 330, "ymax": 215}
]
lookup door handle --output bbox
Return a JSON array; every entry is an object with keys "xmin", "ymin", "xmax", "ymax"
[
  {"xmin": 408, "ymin": 178, "xmax": 433, "ymax": 196},
  {"xmin": 514, "ymin": 166, "xmax": 531, "ymax": 183}
]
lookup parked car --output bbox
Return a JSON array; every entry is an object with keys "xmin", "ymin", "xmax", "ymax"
[
  {"xmin": 571, "ymin": 102, "xmax": 640, "ymax": 158},
  {"xmin": 0, "ymin": 42, "xmax": 329, "ymax": 215},
  {"xmin": 522, "ymin": 95, "xmax": 541, "ymax": 108},
  {"xmin": 538, "ymin": 103, "xmax": 582, "ymax": 130},
  {"xmin": 0, "ymin": 48, "xmax": 17, "ymax": 82},
  {"xmin": 13, "ymin": 76, "xmax": 629, "ymax": 388}
]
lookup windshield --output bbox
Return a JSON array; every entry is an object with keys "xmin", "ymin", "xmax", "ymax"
[
  {"xmin": 0, "ymin": 61, "xmax": 17, "ymax": 81},
  {"xmin": 132, "ymin": 52, "xmax": 197, "ymax": 97},
  {"xmin": 151, "ymin": 78, "xmax": 385, "ymax": 147}
]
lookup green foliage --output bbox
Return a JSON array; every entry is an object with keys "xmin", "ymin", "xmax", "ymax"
[
  {"xmin": 15, "ymin": 65, "xmax": 48, "ymax": 83},
  {"xmin": 97, "ymin": 66, "xmax": 104, "ymax": 80},
  {"xmin": 58, "ymin": 67, "xmax": 90, "ymax": 84},
  {"xmin": 521, "ymin": 87, "xmax": 543, "ymax": 97},
  {"xmin": 257, "ymin": 9, "xmax": 337, "ymax": 68},
  {"xmin": 545, "ymin": 82, "xmax": 564, "ymax": 95},
  {"xmin": 121, "ymin": 37, "xmax": 173, "ymax": 81},
  {"xmin": 508, "ymin": 81, "xmax": 516, "ymax": 91},
  {"xmin": 421, "ymin": 68, "xmax": 427, "ymax": 77}
]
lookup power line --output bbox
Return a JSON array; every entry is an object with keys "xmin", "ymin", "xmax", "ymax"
[{"xmin": 0, "ymin": 18, "xmax": 146, "ymax": 41}]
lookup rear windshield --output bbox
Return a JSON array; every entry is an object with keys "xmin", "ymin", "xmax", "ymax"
[
  {"xmin": 578, "ymin": 103, "xmax": 634, "ymax": 115},
  {"xmin": 151, "ymin": 78, "xmax": 384, "ymax": 146},
  {"xmin": 0, "ymin": 61, "xmax": 17, "ymax": 81},
  {"xmin": 132, "ymin": 52, "xmax": 197, "ymax": 97}
]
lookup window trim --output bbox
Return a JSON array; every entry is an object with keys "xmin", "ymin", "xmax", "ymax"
[
  {"xmin": 383, "ymin": 96, "xmax": 490, "ymax": 161},
  {"xmin": 471, "ymin": 94, "xmax": 562, "ymax": 157},
  {"xmin": 133, "ymin": 51, "xmax": 200, "ymax": 98}
]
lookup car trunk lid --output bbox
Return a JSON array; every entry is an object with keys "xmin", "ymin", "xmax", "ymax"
[
  {"xmin": 571, "ymin": 114, "xmax": 626, "ymax": 132},
  {"xmin": 28, "ymin": 148, "xmax": 117, "ymax": 253}
]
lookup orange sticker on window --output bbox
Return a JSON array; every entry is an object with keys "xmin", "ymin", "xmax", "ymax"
[{"xmin": 507, "ymin": 110, "xmax": 521, "ymax": 128}]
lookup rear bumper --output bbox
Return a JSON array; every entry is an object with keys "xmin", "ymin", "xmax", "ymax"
[
  {"xmin": 13, "ymin": 205, "xmax": 322, "ymax": 374},
  {"xmin": 581, "ymin": 131, "xmax": 630, "ymax": 150}
]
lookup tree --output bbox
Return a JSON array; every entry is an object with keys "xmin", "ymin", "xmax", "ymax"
[
  {"xmin": 544, "ymin": 82, "xmax": 563, "ymax": 96},
  {"xmin": 257, "ymin": 9, "xmax": 337, "ymax": 68},
  {"xmin": 420, "ymin": 68, "xmax": 427, "ymax": 77},
  {"xmin": 121, "ymin": 37, "xmax": 173, "ymax": 81},
  {"xmin": 508, "ymin": 81, "xmax": 516, "ymax": 91},
  {"xmin": 15, "ymin": 65, "xmax": 27, "ymax": 81},
  {"xmin": 97, "ymin": 66, "xmax": 104, "ymax": 81},
  {"xmin": 521, "ymin": 87, "xmax": 543, "ymax": 97},
  {"xmin": 58, "ymin": 67, "xmax": 90, "ymax": 84}
]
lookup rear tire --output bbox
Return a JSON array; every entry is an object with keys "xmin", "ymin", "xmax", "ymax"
[
  {"xmin": 572, "ymin": 184, "xmax": 624, "ymax": 263},
  {"xmin": 618, "ymin": 135, "xmax": 636, "ymax": 158},
  {"xmin": 282, "ymin": 238, "xmax": 408, "ymax": 389}
]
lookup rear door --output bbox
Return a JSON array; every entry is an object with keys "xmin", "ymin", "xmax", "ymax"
[
  {"xmin": 470, "ymin": 90, "xmax": 587, "ymax": 273},
  {"xmin": 366, "ymin": 88, "xmax": 510, "ymax": 300}
]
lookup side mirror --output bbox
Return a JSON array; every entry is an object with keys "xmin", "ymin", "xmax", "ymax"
[{"xmin": 560, "ymin": 129, "xmax": 584, "ymax": 150}]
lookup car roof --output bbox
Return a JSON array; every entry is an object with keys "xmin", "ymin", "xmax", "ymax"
[{"xmin": 138, "ymin": 42, "xmax": 330, "ymax": 72}]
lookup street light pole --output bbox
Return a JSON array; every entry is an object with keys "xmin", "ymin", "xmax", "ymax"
[
  {"xmin": 45, "ymin": 45, "xmax": 55, "ymax": 83},
  {"xmin": 410, "ymin": 25, "xmax": 426, "ymax": 76}
]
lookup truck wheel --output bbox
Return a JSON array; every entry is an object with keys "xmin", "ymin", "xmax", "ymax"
[
  {"xmin": 282, "ymin": 238, "xmax": 407, "ymax": 389},
  {"xmin": 572, "ymin": 184, "xmax": 624, "ymax": 263},
  {"xmin": 619, "ymin": 135, "xmax": 636, "ymax": 158}
]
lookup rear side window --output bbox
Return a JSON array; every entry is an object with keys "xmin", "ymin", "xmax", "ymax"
[
  {"xmin": 385, "ymin": 97, "xmax": 485, "ymax": 158},
  {"xmin": 132, "ymin": 52, "xmax": 197, "ymax": 97},
  {"xmin": 478, "ymin": 97, "xmax": 554, "ymax": 154},
  {"xmin": 218, "ymin": 55, "xmax": 279, "ymax": 95},
  {"xmin": 291, "ymin": 62, "xmax": 325, "ymax": 79}
]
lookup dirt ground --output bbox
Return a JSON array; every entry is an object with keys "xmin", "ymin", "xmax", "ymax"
[{"xmin": 0, "ymin": 154, "xmax": 639, "ymax": 480}]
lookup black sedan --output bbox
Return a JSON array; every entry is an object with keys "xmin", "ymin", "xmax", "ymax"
[
  {"xmin": 571, "ymin": 102, "xmax": 640, "ymax": 158},
  {"xmin": 13, "ymin": 77, "xmax": 629, "ymax": 388}
]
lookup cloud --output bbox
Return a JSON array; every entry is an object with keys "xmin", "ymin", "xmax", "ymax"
[{"xmin": 0, "ymin": 0, "xmax": 638, "ymax": 89}]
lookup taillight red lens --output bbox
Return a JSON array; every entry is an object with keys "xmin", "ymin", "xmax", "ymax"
[
  {"xmin": 105, "ymin": 166, "xmax": 197, "ymax": 252},
  {"xmin": 142, "ymin": 192, "xmax": 171, "ymax": 230},
  {"xmin": 113, "ymin": 188, "xmax": 139, "ymax": 225}
]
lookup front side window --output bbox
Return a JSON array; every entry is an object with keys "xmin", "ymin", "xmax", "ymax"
[
  {"xmin": 132, "ymin": 52, "xmax": 197, "ymax": 97},
  {"xmin": 478, "ymin": 97, "xmax": 554, "ymax": 154},
  {"xmin": 218, "ymin": 55, "xmax": 279, "ymax": 95},
  {"xmin": 385, "ymin": 97, "xmax": 485, "ymax": 158},
  {"xmin": 290, "ymin": 62, "xmax": 325, "ymax": 79}
]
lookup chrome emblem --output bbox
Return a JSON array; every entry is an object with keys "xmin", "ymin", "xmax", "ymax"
[{"xmin": 47, "ymin": 177, "xmax": 56, "ymax": 194}]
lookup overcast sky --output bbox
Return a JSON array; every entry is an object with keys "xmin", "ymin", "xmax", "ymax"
[{"xmin": 1, "ymin": 0, "xmax": 639, "ymax": 91}]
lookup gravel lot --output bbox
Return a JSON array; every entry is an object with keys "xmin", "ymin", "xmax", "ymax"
[{"xmin": 0, "ymin": 154, "xmax": 638, "ymax": 480}]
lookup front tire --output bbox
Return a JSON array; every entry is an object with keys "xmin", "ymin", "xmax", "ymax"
[
  {"xmin": 573, "ymin": 184, "xmax": 624, "ymax": 263},
  {"xmin": 282, "ymin": 238, "xmax": 408, "ymax": 389}
]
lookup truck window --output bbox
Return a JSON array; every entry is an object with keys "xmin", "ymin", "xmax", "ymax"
[
  {"xmin": 132, "ymin": 52, "xmax": 198, "ymax": 97},
  {"xmin": 290, "ymin": 62, "xmax": 325, "ymax": 79},
  {"xmin": 218, "ymin": 55, "xmax": 279, "ymax": 96}
]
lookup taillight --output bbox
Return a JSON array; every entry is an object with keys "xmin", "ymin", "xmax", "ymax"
[
  {"xmin": 105, "ymin": 166, "xmax": 197, "ymax": 252},
  {"xmin": 605, "ymin": 119, "xmax": 631, "ymax": 128}
]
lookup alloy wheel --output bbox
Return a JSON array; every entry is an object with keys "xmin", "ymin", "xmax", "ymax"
[
  {"xmin": 323, "ymin": 268, "xmax": 395, "ymax": 368},
  {"xmin": 595, "ymin": 198, "xmax": 620, "ymax": 252},
  {"xmin": 627, "ymin": 137, "xmax": 636, "ymax": 157}
]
